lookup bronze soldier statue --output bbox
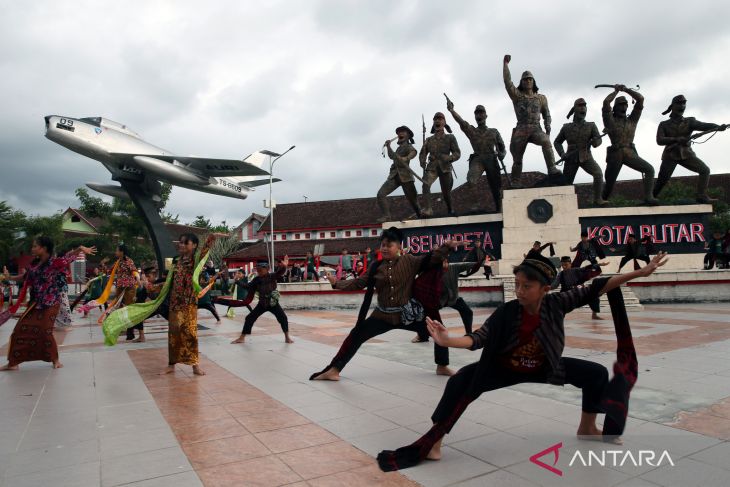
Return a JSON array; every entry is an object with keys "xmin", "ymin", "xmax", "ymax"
[
  {"xmin": 601, "ymin": 84, "xmax": 658, "ymax": 205},
  {"xmin": 419, "ymin": 112, "xmax": 461, "ymax": 216},
  {"xmin": 654, "ymin": 95, "xmax": 728, "ymax": 203},
  {"xmin": 553, "ymin": 98, "xmax": 607, "ymax": 206},
  {"xmin": 377, "ymin": 126, "xmax": 422, "ymax": 222},
  {"xmin": 447, "ymin": 99, "xmax": 506, "ymax": 212},
  {"xmin": 503, "ymin": 54, "xmax": 561, "ymax": 186}
]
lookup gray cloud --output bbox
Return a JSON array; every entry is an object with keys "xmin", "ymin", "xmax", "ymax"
[{"xmin": 2, "ymin": 0, "xmax": 730, "ymax": 229}]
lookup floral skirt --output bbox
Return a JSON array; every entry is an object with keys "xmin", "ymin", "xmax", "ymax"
[
  {"xmin": 168, "ymin": 304, "xmax": 198, "ymax": 366},
  {"xmin": 8, "ymin": 303, "xmax": 60, "ymax": 366},
  {"xmin": 54, "ymin": 293, "xmax": 72, "ymax": 328}
]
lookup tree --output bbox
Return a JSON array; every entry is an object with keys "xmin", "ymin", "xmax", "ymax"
[
  {"xmin": 75, "ymin": 188, "xmax": 112, "ymax": 218},
  {"xmin": 210, "ymin": 220, "xmax": 231, "ymax": 233},
  {"xmin": 20, "ymin": 213, "xmax": 64, "ymax": 252},
  {"xmin": 207, "ymin": 235, "xmax": 242, "ymax": 266},
  {"xmin": 0, "ymin": 201, "xmax": 26, "ymax": 264},
  {"xmin": 190, "ymin": 215, "xmax": 211, "ymax": 229}
]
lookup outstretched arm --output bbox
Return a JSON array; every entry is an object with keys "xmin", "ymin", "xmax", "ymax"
[
  {"xmin": 503, "ymin": 54, "xmax": 517, "ymax": 100},
  {"xmin": 427, "ymin": 317, "xmax": 475, "ymax": 349},
  {"xmin": 599, "ymin": 251, "xmax": 669, "ymax": 295}
]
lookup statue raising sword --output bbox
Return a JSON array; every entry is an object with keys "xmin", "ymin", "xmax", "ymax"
[{"xmin": 599, "ymin": 84, "xmax": 658, "ymax": 205}]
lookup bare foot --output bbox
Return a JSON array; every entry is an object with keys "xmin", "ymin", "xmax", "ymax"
[
  {"xmin": 192, "ymin": 366, "xmax": 206, "ymax": 376},
  {"xmin": 591, "ymin": 313, "xmax": 604, "ymax": 320},
  {"xmin": 231, "ymin": 335, "xmax": 246, "ymax": 344},
  {"xmin": 576, "ymin": 424, "xmax": 603, "ymax": 441},
  {"xmin": 426, "ymin": 439, "xmax": 442, "ymax": 460},
  {"xmin": 216, "ymin": 320, "xmax": 221, "ymax": 324},
  {"xmin": 412, "ymin": 335, "xmax": 428, "ymax": 343},
  {"xmin": 52, "ymin": 361, "xmax": 64, "ymax": 369},
  {"xmin": 133, "ymin": 337, "xmax": 146, "ymax": 343},
  {"xmin": 312, "ymin": 367, "xmax": 340, "ymax": 381},
  {"xmin": 0, "ymin": 364, "xmax": 19, "ymax": 371},
  {"xmin": 285, "ymin": 336, "xmax": 294, "ymax": 344},
  {"xmin": 163, "ymin": 365, "xmax": 175, "ymax": 374},
  {"xmin": 436, "ymin": 365, "xmax": 455, "ymax": 376}
]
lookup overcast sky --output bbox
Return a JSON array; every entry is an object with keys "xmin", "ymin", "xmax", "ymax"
[{"xmin": 2, "ymin": 0, "xmax": 729, "ymax": 227}]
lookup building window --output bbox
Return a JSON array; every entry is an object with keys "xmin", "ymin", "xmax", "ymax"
[
  {"xmin": 320, "ymin": 232, "xmax": 325, "ymax": 238},
  {"xmin": 71, "ymin": 215, "xmax": 81, "ymax": 222},
  {"xmin": 272, "ymin": 234, "xmax": 276, "ymax": 241},
  {"xmin": 281, "ymin": 234, "xmax": 287, "ymax": 241},
  {"xmin": 295, "ymin": 234, "xmax": 300, "ymax": 240},
  {"xmin": 371, "ymin": 229, "xmax": 378, "ymax": 236},
  {"xmin": 305, "ymin": 233, "xmax": 311, "ymax": 239},
  {"xmin": 356, "ymin": 230, "xmax": 362, "ymax": 237},
  {"xmin": 345, "ymin": 231, "xmax": 351, "ymax": 237},
  {"xmin": 330, "ymin": 232, "xmax": 336, "ymax": 238}
]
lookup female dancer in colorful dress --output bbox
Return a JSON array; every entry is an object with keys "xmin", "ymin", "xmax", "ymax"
[{"xmin": 1, "ymin": 237, "xmax": 96, "ymax": 371}]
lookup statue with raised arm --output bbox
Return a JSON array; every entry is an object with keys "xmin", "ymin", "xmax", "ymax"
[
  {"xmin": 601, "ymin": 84, "xmax": 658, "ymax": 205},
  {"xmin": 503, "ymin": 54, "xmax": 561, "ymax": 186},
  {"xmin": 654, "ymin": 94, "xmax": 728, "ymax": 203},
  {"xmin": 419, "ymin": 112, "xmax": 461, "ymax": 217},
  {"xmin": 554, "ymin": 98, "xmax": 607, "ymax": 206},
  {"xmin": 447, "ymin": 97, "xmax": 506, "ymax": 212}
]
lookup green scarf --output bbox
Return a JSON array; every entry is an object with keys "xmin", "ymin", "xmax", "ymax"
[{"xmin": 102, "ymin": 269, "xmax": 175, "ymax": 346}]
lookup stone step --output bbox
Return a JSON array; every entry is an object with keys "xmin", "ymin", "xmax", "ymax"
[{"xmin": 500, "ymin": 278, "xmax": 644, "ymax": 310}]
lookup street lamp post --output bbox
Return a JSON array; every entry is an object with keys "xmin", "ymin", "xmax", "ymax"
[{"xmin": 261, "ymin": 146, "xmax": 295, "ymax": 265}]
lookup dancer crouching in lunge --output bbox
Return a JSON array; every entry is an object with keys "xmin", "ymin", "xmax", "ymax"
[
  {"xmin": 377, "ymin": 251, "xmax": 668, "ymax": 471},
  {"xmin": 553, "ymin": 256, "xmax": 608, "ymax": 320},
  {"xmin": 310, "ymin": 227, "xmax": 458, "ymax": 381},
  {"xmin": 2, "ymin": 238, "xmax": 96, "ymax": 371},
  {"xmin": 231, "ymin": 257, "xmax": 293, "ymax": 344}
]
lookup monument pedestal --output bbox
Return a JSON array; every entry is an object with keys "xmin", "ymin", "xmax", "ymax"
[{"xmin": 496, "ymin": 185, "xmax": 580, "ymax": 274}]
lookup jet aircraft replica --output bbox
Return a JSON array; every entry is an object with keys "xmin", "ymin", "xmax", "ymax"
[{"xmin": 44, "ymin": 115, "xmax": 277, "ymax": 203}]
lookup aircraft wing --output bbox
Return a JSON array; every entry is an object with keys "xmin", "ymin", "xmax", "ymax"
[
  {"xmin": 241, "ymin": 178, "xmax": 281, "ymax": 188},
  {"xmin": 110, "ymin": 153, "xmax": 270, "ymax": 177}
]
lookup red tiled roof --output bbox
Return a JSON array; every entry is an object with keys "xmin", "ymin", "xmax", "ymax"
[
  {"xmin": 225, "ymin": 237, "xmax": 380, "ymax": 261},
  {"xmin": 260, "ymin": 172, "xmax": 730, "ymax": 232}
]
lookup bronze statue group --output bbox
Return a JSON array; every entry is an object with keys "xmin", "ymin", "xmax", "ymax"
[
  {"xmin": 1, "ymin": 53, "xmax": 727, "ymax": 476},
  {"xmin": 378, "ymin": 54, "xmax": 727, "ymax": 221}
]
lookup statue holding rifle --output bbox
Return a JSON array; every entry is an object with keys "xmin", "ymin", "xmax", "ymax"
[
  {"xmin": 553, "ymin": 98, "xmax": 608, "ymax": 206},
  {"xmin": 653, "ymin": 94, "xmax": 728, "ymax": 203},
  {"xmin": 446, "ymin": 94, "xmax": 507, "ymax": 212},
  {"xmin": 419, "ymin": 112, "xmax": 461, "ymax": 217},
  {"xmin": 377, "ymin": 125, "xmax": 423, "ymax": 222}
]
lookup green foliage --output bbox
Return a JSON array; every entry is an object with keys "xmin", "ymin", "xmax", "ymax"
[
  {"xmin": 161, "ymin": 211, "xmax": 180, "ymax": 224},
  {"xmin": 207, "ymin": 235, "xmax": 241, "ymax": 266},
  {"xmin": 190, "ymin": 215, "xmax": 211, "ymax": 229},
  {"xmin": 21, "ymin": 213, "xmax": 64, "ymax": 250},
  {"xmin": 0, "ymin": 201, "xmax": 26, "ymax": 264},
  {"xmin": 210, "ymin": 220, "xmax": 231, "ymax": 233},
  {"xmin": 656, "ymin": 181, "xmax": 696, "ymax": 205},
  {"xmin": 75, "ymin": 188, "xmax": 112, "ymax": 218}
]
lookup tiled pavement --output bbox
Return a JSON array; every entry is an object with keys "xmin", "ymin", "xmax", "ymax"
[{"xmin": 1, "ymin": 301, "xmax": 730, "ymax": 486}]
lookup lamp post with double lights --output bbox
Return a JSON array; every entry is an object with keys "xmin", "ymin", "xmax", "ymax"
[{"xmin": 260, "ymin": 146, "xmax": 295, "ymax": 265}]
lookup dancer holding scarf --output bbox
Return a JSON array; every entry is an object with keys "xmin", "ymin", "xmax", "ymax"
[
  {"xmin": 1, "ymin": 237, "xmax": 96, "ymax": 371},
  {"xmin": 310, "ymin": 227, "xmax": 457, "ymax": 381},
  {"xmin": 377, "ymin": 251, "xmax": 668, "ymax": 471},
  {"xmin": 164, "ymin": 233, "xmax": 215, "ymax": 376}
]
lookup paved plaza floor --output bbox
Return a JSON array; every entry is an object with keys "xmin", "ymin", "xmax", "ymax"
[{"xmin": 2, "ymin": 301, "xmax": 730, "ymax": 486}]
